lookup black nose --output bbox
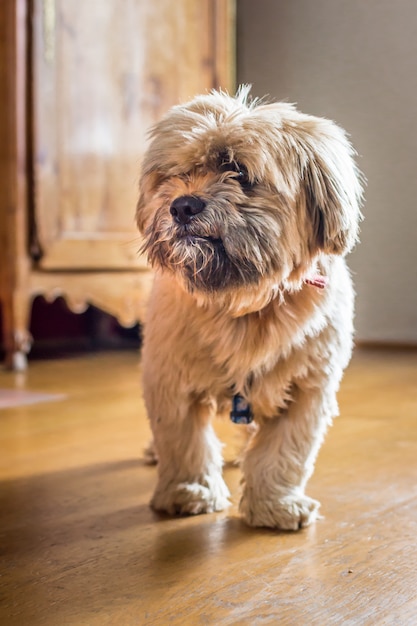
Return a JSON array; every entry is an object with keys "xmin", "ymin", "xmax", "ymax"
[{"xmin": 170, "ymin": 195, "xmax": 206, "ymax": 225}]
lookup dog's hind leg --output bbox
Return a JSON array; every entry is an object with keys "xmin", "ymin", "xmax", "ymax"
[
  {"xmin": 239, "ymin": 381, "xmax": 338, "ymax": 530},
  {"xmin": 147, "ymin": 393, "xmax": 230, "ymax": 516}
]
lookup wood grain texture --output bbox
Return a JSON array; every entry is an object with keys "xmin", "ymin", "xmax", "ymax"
[
  {"xmin": 32, "ymin": 0, "xmax": 231, "ymax": 271},
  {"xmin": 0, "ymin": 0, "xmax": 235, "ymax": 368},
  {"xmin": 0, "ymin": 0, "xmax": 32, "ymax": 367},
  {"xmin": 1, "ymin": 347, "xmax": 416, "ymax": 625}
]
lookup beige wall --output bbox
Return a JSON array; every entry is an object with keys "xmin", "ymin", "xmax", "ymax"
[{"xmin": 237, "ymin": 0, "xmax": 417, "ymax": 343}]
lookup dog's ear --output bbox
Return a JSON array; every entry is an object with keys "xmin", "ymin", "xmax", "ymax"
[
  {"xmin": 136, "ymin": 170, "xmax": 161, "ymax": 234},
  {"xmin": 136, "ymin": 185, "xmax": 148, "ymax": 234},
  {"xmin": 136, "ymin": 192, "xmax": 146, "ymax": 234},
  {"xmin": 296, "ymin": 117, "xmax": 363, "ymax": 255}
]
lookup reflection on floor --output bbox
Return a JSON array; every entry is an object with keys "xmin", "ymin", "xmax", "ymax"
[{"xmin": 1, "ymin": 348, "xmax": 417, "ymax": 625}]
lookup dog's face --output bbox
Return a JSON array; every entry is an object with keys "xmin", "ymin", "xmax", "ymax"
[{"xmin": 137, "ymin": 87, "xmax": 362, "ymax": 305}]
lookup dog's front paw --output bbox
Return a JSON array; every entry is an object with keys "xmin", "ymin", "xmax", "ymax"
[
  {"xmin": 240, "ymin": 489, "xmax": 320, "ymax": 531},
  {"xmin": 151, "ymin": 475, "xmax": 230, "ymax": 516}
]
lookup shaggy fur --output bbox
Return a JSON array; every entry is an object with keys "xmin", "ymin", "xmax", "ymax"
[{"xmin": 136, "ymin": 87, "xmax": 363, "ymax": 530}]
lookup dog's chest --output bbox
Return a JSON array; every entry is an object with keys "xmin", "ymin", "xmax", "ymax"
[{"xmin": 200, "ymin": 292, "xmax": 327, "ymax": 393}]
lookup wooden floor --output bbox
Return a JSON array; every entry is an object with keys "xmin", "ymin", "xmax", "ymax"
[{"xmin": 1, "ymin": 348, "xmax": 417, "ymax": 625}]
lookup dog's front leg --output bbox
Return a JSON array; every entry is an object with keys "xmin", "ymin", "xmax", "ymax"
[
  {"xmin": 148, "ymin": 395, "xmax": 230, "ymax": 516},
  {"xmin": 239, "ymin": 384, "xmax": 335, "ymax": 530}
]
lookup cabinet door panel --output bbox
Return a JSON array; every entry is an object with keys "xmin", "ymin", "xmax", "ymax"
[{"xmin": 33, "ymin": 0, "xmax": 233, "ymax": 270}]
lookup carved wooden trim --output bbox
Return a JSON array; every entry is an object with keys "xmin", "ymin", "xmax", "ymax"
[{"xmin": 29, "ymin": 270, "xmax": 154, "ymax": 328}]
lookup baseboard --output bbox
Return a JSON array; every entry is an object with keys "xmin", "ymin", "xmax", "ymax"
[{"xmin": 355, "ymin": 340, "xmax": 417, "ymax": 351}]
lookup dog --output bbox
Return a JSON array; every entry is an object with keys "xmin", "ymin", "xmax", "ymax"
[{"xmin": 136, "ymin": 86, "xmax": 363, "ymax": 530}]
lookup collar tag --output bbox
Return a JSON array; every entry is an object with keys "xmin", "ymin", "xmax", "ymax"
[{"xmin": 230, "ymin": 394, "xmax": 253, "ymax": 424}]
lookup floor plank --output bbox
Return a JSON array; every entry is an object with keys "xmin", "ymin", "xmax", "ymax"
[{"xmin": 0, "ymin": 349, "xmax": 416, "ymax": 625}]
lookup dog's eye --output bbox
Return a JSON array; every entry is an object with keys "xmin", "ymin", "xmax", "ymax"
[
  {"xmin": 221, "ymin": 161, "xmax": 252, "ymax": 188},
  {"xmin": 236, "ymin": 168, "xmax": 251, "ymax": 187}
]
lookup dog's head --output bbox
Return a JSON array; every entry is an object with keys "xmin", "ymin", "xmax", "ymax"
[{"xmin": 137, "ymin": 87, "xmax": 363, "ymax": 311}]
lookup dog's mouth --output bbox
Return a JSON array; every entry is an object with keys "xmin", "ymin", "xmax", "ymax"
[
  {"xmin": 144, "ymin": 220, "xmax": 261, "ymax": 293},
  {"xmin": 173, "ymin": 223, "xmax": 222, "ymax": 245},
  {"xmin": 176, "ymin": 234, "xmax": 260, "ymax": 292},
  {"xmin": 177, "ymin": 233, "xmax": 223, "ymax": 246}
]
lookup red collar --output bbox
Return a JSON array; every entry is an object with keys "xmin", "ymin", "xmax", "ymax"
[{"xmin": 304, "ymin": 274, "xmax": 328, "ymax": 289}]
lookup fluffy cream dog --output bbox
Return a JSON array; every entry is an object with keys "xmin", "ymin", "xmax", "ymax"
[{"xmin": 136, "ymin": 87, "xmax": 363, "ymax": 530}]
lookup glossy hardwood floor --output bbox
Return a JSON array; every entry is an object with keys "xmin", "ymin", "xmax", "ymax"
[{"xmin": 1, "ymin": 348, "xmax": 416, "ymax": 625}]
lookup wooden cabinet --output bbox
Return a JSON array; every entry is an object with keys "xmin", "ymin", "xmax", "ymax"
[{"xmin": 0, "ymin": 0, "xmax": 235, "ymax": 368}]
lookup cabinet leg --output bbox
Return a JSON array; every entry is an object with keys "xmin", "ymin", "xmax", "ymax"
[
  {"xmin": 9, "ymin": 349, "xmax": 28, "ymax": 372},
  {"xmin": 1, "ymin": 294, "xmax": 33, "ymax": 371}
]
